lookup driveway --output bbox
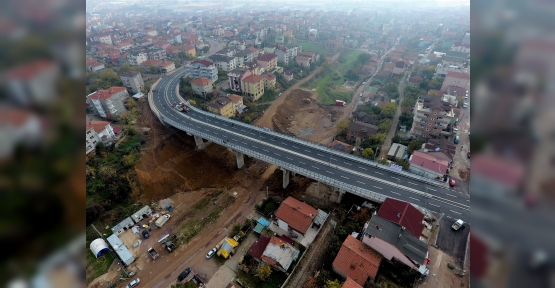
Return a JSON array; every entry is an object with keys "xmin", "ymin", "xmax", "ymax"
[{"xmin": 435, "ymin": 217, "xmax": 469, "ymax": 265}]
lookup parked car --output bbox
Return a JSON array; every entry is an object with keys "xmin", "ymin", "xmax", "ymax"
[
  {"xmin": 451, "ymin": 219, "xmax": 465, "ymax": 230},
  {"xmin": 449, "ymin": 178, "xmax": 456, "ymax": 187},
  {"xmin": 126, "ymin": 278, "xmax": 140, "ymax": 288},
  {"xmin": 453, "ymin": 127, "xmax": 459, "ymax": 133},
  {"xmin": 454, "ymin": 135, "xmax": 460, "ymax": 144},
  {"xmin": 142, "ymin": 230, "xmax": 149, "ymax": 239},
  {"xmin": 177, "ymin": 268, "xmax": 191, "ymax": 282},
  {"xmin": 206, "ymin": 247, "xmax": 217, "ymax": 259}
]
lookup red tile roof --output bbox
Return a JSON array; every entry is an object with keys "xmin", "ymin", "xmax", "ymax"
[
  {"xmin": 377, "ymin": 198, "xmax": 425, "ymax": 238},
  {"xmin": 242, "ymin": 75, "xmax": 265, "ymax": 84},
  {"xmin": 428, "ymin": 89, "xmax": 446, "ymax": 97},
  {"xmin": 263, "ymin": 73, "xmax": 276, "ymax": 80},
  {"xmin": 159, "ymin": 61, "xmax": 174, "ymax": 67},
  {"xmin": 410, "ymin": 151, "xmax": 449, "ymax": 175},
  {"xmin": 258, "ymin": 53, "xmax": 277, "ymax": 62},
  {"xmin": 88, "ymin": 87, "xmax": 127, "ymax": 101},
  {"xmin": 228, "ymin": 94, "xmax": 242, "ymax": 103},
  {"xmin": 274, "ymin": 196, "xmax": 317, "ymax": 235},
  {"xmin": 446, "ymin": 71, "xmax": 470, "ymax": 79},
  {"xmin": 342, "ymin": 277, "xmax": 363, "ymax": 288},
  {"xmin": 471, "ymin": 154, "xmax": 524, "ymax": 188},
  {"xmin": 141, "ymin": 59, "xmax": 163, "ymax": 67},
  {"xmin": 86, "ymin": 121, "xmax": 110, "ymax": 134},
  {"xmin": 191, "ymin": 77, "xmax": 212, "ymax": 86},
  {"xmin": 4, "ymin": 60, "xmax": 57, "ymax": 80},
  {"xmin": 247, "ymin": 235, "xmax": 271, "ymax": 260},
  {"xmin": 191, "ymin": 60, "xmax": 214, "ymax": 67},
  {"xmin": 332, "ymin": 235, "xmax": 382, "ymax": 286}
]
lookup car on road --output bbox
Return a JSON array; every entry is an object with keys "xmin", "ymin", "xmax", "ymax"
[
  {"xmin": 449, "ymin": 178, "xmax": 456, "ymax": 187},
  {"xmin": 206, "ymin": 247, "xmax": 217, "ymax": 259},
  {"xmin": 126, "ymin": 278, "xmax": 140, "ymax": 288},
  {"xmin": 454, "ymin": 135, "xmax": 460, "ymax": 144},
  {"xmin": 177, "ymin": 268, "xmax": 191, "ymax": 282},
  {"xmin": 451, "ymin": 219, "xmax": 465, "ymax": 230},
  {"xmin": 142, "ymin": 230, "xmax": 149, "ymax": 239},
  {"xmin": 453, "ymin": 127, "xmax": 458, "ymax": 133},
  {"xmin": 463, "ymin": 102, "xmax": 468, "ymax": 108},
  {"xmin": 362, "ymin": 81, "xmax": 366, "ymax": 84}
]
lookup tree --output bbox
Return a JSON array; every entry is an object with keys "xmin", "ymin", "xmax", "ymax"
[
  {"xmin": 118, "ymin": 62, "xmax": 134, "ymax": 73},
  {"xmin": 428, "ymin": 79, "xmax": 442, "ymax": 90},
  {"xmin": 258, "ymin": 264, "xmax": 272, "ymax": 281},
  {"xmin": 401, "ymin": 97, "xmax": 416, "ymax": 108},
  {"xmin": 202, "ymin": 46, "xmax": 210, "ymax": 53},
  {"xmin": 361, "ymin": 148, "xmax": 374, "ymax": 159},
  {"xmin": 232, "ymin": 224, "xmax": 241, "ymax": 236},
  {"xmin": 97, "ymin": 68, "xmax": 123, "ymax": 89},
  {"xmin": 394, "ymin": 158, "xmax": 410, "ymax": 170},
  {"xmin": 408, "ymin": 139, "xmax": 425, "ymax": 154},
  {"xmin": 149, "ymin": 65, "xmax": 158, "ymax": 73},
  {"xmin": 369, "ymin": 133, "xmax": 386, "ymax": 146},
  {"xmin": 380, "ymin": 102, "xmax": 397, "ymax": 118},
  {"xmin": 336, "ymin": 119, "xmax": 350, "ymax": 135},
  {"xmin": 378, "ymin": 119, "xmax": 392, "ymax": 133},
  {"xmin": 325, "ymin": 279, "xmax": 343, "ymax": 288},
  {"xmin": 123, "ymin": 151, "xmax": 141, "ymax": 167}
]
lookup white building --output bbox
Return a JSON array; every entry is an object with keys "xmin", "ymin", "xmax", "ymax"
[
  {"xmin": 127, "ymin": 51, "xmax": 148, "ymax": 66},
  {"xmin": 86, "ymin": 121, "xmax": 117, "ymax": 155}
]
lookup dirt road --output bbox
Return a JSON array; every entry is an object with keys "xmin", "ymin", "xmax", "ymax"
[
  {"xmin": 255, "ymin": 53, "xmax": 341, "ymax": 129},
  {"xmin": 378, "ymin": 70, "xmax": 408, "ymax": 159}
]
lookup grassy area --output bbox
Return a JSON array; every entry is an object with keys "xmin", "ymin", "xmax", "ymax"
[
  {"xmin": 179, "ymin": 206, "xmax": 224, "ymax": 245},
  {"xmin": 237, "ymin": 270, "xmax": 288, "ymax": 288},
  {"xmin": 86, "ymin": 250, "xmax": 114, "ymax": 284},
  {"xmin": 193, "ymin": 190, "xmax": 223, "ymax": 210},
  {"xmin": 303, "ymin": 50, "xmax": 363, "ymax": 105},
  {"xmin": 295, "ymin": 40, "xmax": 336, "ymax": 57},
  {"xmin": 118, "ymin": 134, "xmax": 141, "ymax": 151},
  {"xmin": 257, "ymin": 90, "xmax": 278, "ymax": 103}
]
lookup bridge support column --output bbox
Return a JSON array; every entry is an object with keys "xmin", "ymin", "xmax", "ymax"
[
  {"xmin": 291, "ymin": 171, "xmax": 296, "ymax": 177},
  {"xmin": 337, "ymin": 190, "xmax": 346, "ymax": 203},
  {"xmin": 194, "ymin": 135, "xmax": 207, "ymax": 150},
  {"xmin": 236, "ymin": 152, "xmax": 244, "ymax": 169},
  {"xmin": 282, "ymin": 168, "xmax": 290, "ymax": 189}
]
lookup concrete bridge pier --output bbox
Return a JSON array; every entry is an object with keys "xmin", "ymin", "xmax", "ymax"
[
  {"xmin": 236, "ymin": 152, "xmax": 244, "ymax": 169},
  {"xmin": 194, "ymin": 135, "xmax": 208, "ymax": 150},
  {"xmin": 337, "ymin": 189, "xmax": 346, "ymax": 203},
  {"xmin": 282, "ymin": 168, "xmax": 290, "ymax": 188}
]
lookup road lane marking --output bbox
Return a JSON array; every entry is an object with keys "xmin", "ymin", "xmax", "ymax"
[
  {"xmin": 447, "ymin": 216, "xmax": 452, "ymax": 219},
  {"xmin": 341, "ymin": 176, "xmax": 349, "ymax": 179},
  {"xmin": 466, "ymin": 200, "xmax": 470, "ymax": 202},
  {"xmin": 252, "ymin": 145, "xmax": 258, "ymax": 148},
  {"xmin": 345, "ymin": 162, "xmax": 352, "ymax": 165},
  {"xmin": 299, "ymin": 162, "xmax": 305, "ymax": 165},
  {"xmin": 326, "ymin": 171, "xmax": 333, "ymax": 174},
  {"xmin": 409, "ymin": 197, "xmax": 420, "ymax": 201},
  {"xmin": 408, "ymin": 182, "xmax": 418, "ymax": 185},
  {"xmin": 359, "ymin": 166, "xmax": 367, "ymax": 170},
  {"xmin": 373, "ymin": 186, "xmax": 382, "ymax": 190},
  {"xmin": 292, "ymin": 146, "xmax": 299, "ymax": 149},
  {"xmin": 312, "ymin": 166, "xmax": 319, "ymax": 169},
  {"xmin": 374, "ymin": 171, "xmax": 383, "ymax": 175},
  {"xmin": 429, "ymin": 203, "xmax": 440, "ymax": 207},
  {"xmin": 286, "ymin": 157, "xmax": 293, "ymax": 160},
  {"xmin": 357, "ymin": 181, "xmax": 365, "ymax": 184},
  {"xmin": 391, "ymin": 177, "xmax": 400, "ymax": 180},
  {"xmin": 428, "ymin": 188, "xmax": 436, "ymax": 191},
  {"xmin": 274, "ymin": 153, "xmax": 280, "ymax": 156},
  {"xmin": 263, "ymin": 149, "xmax": 269, "ymax": 152},
  {"xmin": 317, "ymin": 153, "xmax": 324, "ymax": 156},
  {"xmin": 241, "ymin": 142, "xmax": 246, "ymax": 144},
  {"xmin": 450, "ymin": 210, "xmax": 462, "ymax": 214},
  {"xmin": 305, "ymin": 149, "xmax": 310, "ymax": 152},
  {"xmin": 446, "ymin": 194, "xmax": 457, "ymax": 198}
]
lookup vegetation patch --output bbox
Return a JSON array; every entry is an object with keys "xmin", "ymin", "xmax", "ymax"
[
  {"xmin": 255, "ymin": 197, "xmax": 280, "ymax": 217},
  {"xmin": 295, "ymin": 40, "xmax": 336, "ymax": 57},
  {"xmin": 85, "ymin": 249, "xmax": 114, "ymax": 284}
]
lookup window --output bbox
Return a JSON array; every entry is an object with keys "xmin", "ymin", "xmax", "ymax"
[
  {"xmin": 426, "ymin": 128, "xmax": 429, "ymax": 131},
  {"xmin": 434, "ymin": 112, "xmax": 437, "ymax": 115},
  {"xmin": 430, "ymin": 118, "xmax": 434, "ymax": 121},
  {"xmin": 428, "ymin": 123, "xmax": 432, "ymax": 126},
  {"xmin": 89, "ymin": 136, "xmax": 94, "ymax": 139},
  {"xmin": 423, "ymin": 113, "xmax": 429, "ymax": 117},
  {"xmin": 437, "ymin": 116, "xmax": 443, "ymax": 120}
]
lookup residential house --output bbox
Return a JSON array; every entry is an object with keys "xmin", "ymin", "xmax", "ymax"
[
  {"xmin": 235, "ymin": 50, "xmax": 254, "ymax": 67},
  {"xmin": 247, "ymin": 235, "xmax": 271, "ymax": 262},
  {"xmin": 228, "ymin": 94, "xmax": 246, "ymax": 114},
  {"xmin": 376, "ymin": 198, "xmax": 425, "ymax": 238},
  {"xmin": 208, "ymin": 54, "xmax": 238, "ymax": 72},
  {"xmin": 392, "ymin": 61, "xmax": 406, "ymax": 75},
  {"xmin": 116, "ymin": 40, "xmax": 134, "ymax": 53},
  {"xmin": 346, "ymin": 121, "xmax": 379, "ymax": 141},
  {"xmin": 407, "ymin": 76, "xmax": 423, "ymax": 87},
  {"xmin": 187, "ymin": 60, "xmax": 218, "ymax": 82},
  {"xmin": 342, "ymin": 278, "xmax": 363, "ymax": 288},
  {"xmin": 228, "ymin": 69, "xmax": 252, "ymax": 92},
  {"xmin": 228, "ymin": 39, "xmax": 245, "ymax": 50},
  {"xmin": 295, "ymin": 55, "xmax": 311, "ymax": 67},
  {"xmin": 409, "ymin": 150, "xmax": 450, "ymax": 179},
  {"xmin": 207, "ymin": 96, "xmax": 235, "ymax": 118},
  {"xmin": 87, "ymin": 87, "xmax": 128, "ymax": 119},
  {"xmin": 86, "ymin": 59, "xmax": 105, "ymax": 72},
  {"xmin": 110, "ymin": 217, "xmax": 134, "ymax": 236},
  {"xmin": 215, "ymin": 48, "xmax": 237, "ymax": 57},
  {"xmin": 107, "ymin": 235, "xmax": 135, "ymax": 266},
  {"xmin": 372, "ymin": 70, "xmax": 391, "ymax": 84},
  {"xmin": 444, "ymin": 51, "xmax": 469, "ymax": 63},
  {"xmin": 327, "ymin": 140, "xmax": 354, "ymax": 153},
  {"xmin": 275, "ymin": 47, "xmax": 290, "ymax": 65},
  {"xmin": 451, "ymin": 43, "xmax": 470, "ymax": 54},
  {"xmin": 144, "ymin": 28, "xmax": 158, "ymax": 36},
  {"xmin": 247, "ymin": 46, "xmax": 264, "ymax": 58},
  {"xmin": 260, "ymin": 236, "xmax": 300, "ymax": 272},
  {"xmin": 362, "ymin": 215, "xmax": 429, "ymax": 275},
  {"xmin": 153, "ymin": 41, "xmax": 171, "ymax": 51},
  {"xmin": 119, "ymin": 71, "xmax": 144, "ymax": 94},
  {"xmin": 446, "ymin": 86, "xmax": 467, "ymax": 97},
  {"xmin": 243, "ymin": 61, "xmax": 261, "ymax": 75},
  {"xmin": 410, "ymin": 96, "xmax": 454, "ymax": 138},
  {"xmin": 159, "ymin": 61, "xmax": 176, "ymax": 73},
  {"xmin": 140, "ymin": 59, "xmax": 163, "ymax": 71},
  {"xmin": 262, "ymin": 73, "xmax": 276, "ymax": 91},
  {"xmin": 241, "ymin": 75, "xmax": 265, "ymax": 101},
  {"xmin": 86, "ymin": 121, "xmax": 117, "ymax": 154},
  {"xmin": 273, "ymin": 196, "xmax": 318, "ymax": 238},
  {"xmin": 354, "ymin": 112, "xmax": 375, "ymax": 124},
  {"xmin": 299, "ymin": 51, "xmax": 318, "ymax": 63},
  {"xmin": 440, "ymin": 71, "xmax": 470, "ymax": 91},
  {"xmin": 131, "ymin": 205, "xmax": 153, "ymax": 223},
  {"xmin": 422, "ymin": 138, "xmax": 456, "ymax": 163},
  {"xmin": 387, "ymin": 143, "xmax": 407, "ymax": 161},
  {"xmin": 147, "ymin": 48, "xmax": 167, "ymax": 60},
  {"xmin": 434, "ymin": 64, "xmax": 466, "ymax": 78},
  {"xmin": 3, "ymin": 60, "xmax": 60, "ymax": 106},
  {"xmin": 383, "ymin": 62, "xmax": 395, "ymax": 72},
  {"xmin": 96, "ymin": 33, "xmax": 113, "ymax": 45},
  {"xmin": 283, "ymin": 70, "xmax": 293, "ymax": 81},
  {"xmin": 127, "ymin": 50, "xmax": 148, "ymax": 66},
  {"xmin": 191, "ymin": 77, "xmax": 214, "ymax": 98},
  {"xmin": 263, "ymin": 47, "xmax": 276, "ymax": 54},
  {"xmin": 257, "ymin": 53, "xmax": 278, "ymax": 70},
  {"xmin": 0, "ymin": 108, "xmax": 43, "ymax": 158},
  {"xmin": 332, "ymin": 235, "xmax": 383, "ymax": 287},
  {"xmin": 326, "ymin": 39, "xmax": 341, "ymax": 51}
]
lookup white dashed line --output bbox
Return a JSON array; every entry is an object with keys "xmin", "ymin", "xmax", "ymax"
[
  {"xmin": 359, "ymin": 167, "xmax": 367, "ymax": 170},
  {"xmin": 326, "ymin": 171, "xmax": 333, "ymax": 174},
  {"xmin": 450, "ymin": 210, "xmax": 462, "ymax": 214},
  {"xmin": 391, "ymin": 177, "xmax": 400, "ymax": 180},
  {"xmin": 429, "ymin": 203, "xmax": 440, "ymax": 207},
  {"xmin": 447, "ymin": 216, "xmax": 452, "ymax": 219},
  {"xmin": 241, "ymin": 142, "xmax": 246, "ymax": 144},
  {"xmin": 341, "ymin": 176, "xmax": 349, "ymax": 179},
  {"xmin": 374, "ymin": 171, "xmax": 383, "ymax": 175},
  {"xmin": 312, "ymin": 166, "xmax": 319, "ymax": 170},
  {"xmin": 345, "ymin": 162, "xmax": 352, "ymax": 166},
  {"xmin": 305, "ymin": 150, "xmax": 310, "ymax": 152},
  {"xmin": 466, "ymin": 199, "xmax": 470, "ymax": 202},
  {"xmin": 252, "ymin": 145, "xmax": 258, "ymax": 149},
  {"xmin": 428, "ymin": 188, "xmax": 436, "ymax": 191},
  {"xmin": 274, "ymin": 153, "xmax": 280, "ymax": 156},
  {"xmin": 299, "ymin": 162, "xmax": 305, "ymax": 165},
  {"xmin": 409, "ymin": 197, "xmax": 420, "ymax": 201},
  {"xmin": 357, "ymin": 181, "xmax": 365, "ymax": 184},
  {"xmin": 263, "ymin": 149, "xmax": 269, "ymax": 152},
  {"xmin": 446, "ymin": 194, "xmax": 457, "ymax": 198},
  {"xmin": 390, "ymin": 191, "xmax": 401, "ymax": 195},
  {"xmin": 286, "ymin": 157, "xmax": 293, "ymax": 160},
  {"xmin": 373, "ymin": 186, "xmax": 383, "ymax": 190},
  {"xmin": 317, "ymin": 153, "xmax": 324, "ymax": 156},
  {"xmin": 408, "ymin": 182, "xmax": 418, "ymax": 186}
]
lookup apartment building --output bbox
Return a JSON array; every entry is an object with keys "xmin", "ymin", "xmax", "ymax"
[
  {"xmin": 440, "ymin": 71, "xmax": 470, "ymax": 91},
  {"xmin": 126, "ymin": 50, "xmax": 148, "ymax": 66},
  {"xmin": 410, "ymin": 96, "xmax": 455, "ymax": 139},
  {"xmin": 191, "ymin": 77, "xmax": 214, "ymax": 98},
  {"xmin": 228, "ymin": 69, "xmax": 252, "ymax": 92},
  {"xmin": 241, "ymin": 75, "xmax": 265, "ymax": 101},
  {"xmin": 147, "ymin": 48, "xmax": 167, "ymax": 60},
  {"xmin": 119, "ymin": 71, "xmax": 144, "ymax": 94},
  {"xmin": 187, "ymin": 60, "xmax": 218, "ymax": 82},
  {"xmin": 208, "ymin": 54, "xmax": 237, "ymax": 72},
  {"xmin": 257, "ymin": 53, "xmax": 278, "ymax": 70},
  {"xmin": 206, "ymin": 96, "xmax": 235, "ymax": 118},
  {"xmin": 86, "ymin": 121, "xmax": 117, "ymax": 155},
  {"xmin": 87, "ymin": 87, "xmax": 128, "ymax": 119}
]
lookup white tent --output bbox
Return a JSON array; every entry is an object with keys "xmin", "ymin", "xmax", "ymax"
[{"xmin": 90, "ymin": 238, "xmax": 109, "ymax": 258}]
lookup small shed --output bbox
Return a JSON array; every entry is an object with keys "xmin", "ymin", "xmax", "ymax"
[
  {"xmin": 218, "ymin": 238, "xmax": 239, "ymax": 259},
  {"xmin": 131, "ymin": 205, "xmax": 153, "ymax": 223},
  {"xmin": 107, "ymin": 234, "xmax": 135, "ymax": 266},
  {"xmin": 89, "ymin": 238, "xmax": 109, "ymax": 258},
  {"xmin": 111, "ymin": 217, "xmax": 135, "ymax": 236},
  {"xmin": 131, "ymin": 226, "xmax": 140, "ymax": 235}
]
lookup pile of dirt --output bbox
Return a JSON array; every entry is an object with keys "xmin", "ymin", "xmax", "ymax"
[
  {"xmin": 272, "ymin": 89, "xmax": 341, "ymax": 143},
  {"xmin": 262, "ymin": 169, "xmax": 316, "ymax": 200}
]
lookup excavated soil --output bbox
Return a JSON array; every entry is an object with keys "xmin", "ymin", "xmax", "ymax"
[{"xmin": 272, "ymin": 89, "xmax": 342, "ymax": 143}]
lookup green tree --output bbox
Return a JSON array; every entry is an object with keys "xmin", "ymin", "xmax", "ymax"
[
  {"xmin": 428, "ymin": 79, "xmax": 442, "ymax": 90},
  {"xmin": 258, "ymin": 263, "xmax": 272, "ymax": 281},
  {"xmin": 378, "ymin": 119, "xmax": 392, "ymax": 133},
  {"xmin": 325, "ymin": 279, "xmax": 343, "ymax": 288},
  {"xmin": 123, "ymin": 151, "xmax": 141, "ymax": 167},
  {"xmin": 336, "ymin": 119, "xmax": 350, "ymax": 135},
  {"xmin": 361, "ymin": 148, "xmax": 374, "ymax": 159},
  {"xmin": 118, "ymin": 62, "xmax": 134, "ymax": 73},
  {"xmin": 369, "ymin": 133, "xmax": 386, "ymax": 146},
  {"xmin": 380, "ymin": 102, "xmax": 397, "ymax": 118},
  {"xmin": 394, "ymin": 158, "xmax": 410, "ymax": 170},
  {"xmin": 232, "ymin": 224, "xmax": 241, "ymax": 236},
  {"xmin": 401, "ymin": 97, "xmax": 416, "ymax": 108},
  {"xmin": 408, "ymin": 139, "xmax": 425, "ymax": 154},
  {"xmin": 97, "ymin": 68, "xmax": 123, "ymax": 89},
  {"xmin": 202, "ymin": 46, "xmax": 210, "ymax": 53}
]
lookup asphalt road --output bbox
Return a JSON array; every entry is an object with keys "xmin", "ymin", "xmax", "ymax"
[
  {"xmin": 436, "ymin": 217, "xmax": 469, "ymax": 264},
  {"xmin": 150, "ymin": 68, "xmax": 470, "ymax": 223}
]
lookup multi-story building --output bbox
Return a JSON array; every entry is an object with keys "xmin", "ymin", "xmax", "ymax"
[
  {"xmin": 228, "ymin": 69, "xmax": 252, "ymax": 92},
  {"xmin": 207, "ymin": 54, "xmax": 238, "ymax": 72},
  {"xmin": 87, "ymin": 87, "xmax": 128, "ymax": 119},
  {"xmin": 243, "ymin": 62, "xmax": 261, "ymax": 75},
  {"xmin": 262, "ymin": 73, "xmax": 276, "ymax": 91},
  {"xmin": 144, "ymin": 29, "xmax": 158, "ymax": 37},
  {"xmin": 241, "ymin": 75, "xmax": 265, "ymax": 101},
  {"xmin": 228, "ymin": 94, "xmax": 246, "ymax": 114},
  {"xmin": 325, "ymin": 39, "xmax": 341, "ymax": 51},
  {"xmin": 147, "ymin": 48, "xmax": 167, "ymax": 60},
  {"xmin": 126, "ymin": 50, "xmax": 148, "ymax": 66},
  {"xmin": 235, "ymin": 50, "xmax": 254, "ymax": 67},
  {"xmin": 206, "ymin": 96, "xmax": 235, "ymax": 118},
  {"xmin": 86, "ymin": 121, "xmax": 117, "ymax": 155},
  {"xmin": 346, "ymin": 120, "xmax": 379, "ymax": 141},
  {"xmin": 159, "ymin": 61, "xmax": 176, "ymax": 73},
  {"xmin": 116, "ymin": 41, "xmax": 134, "ymax": 53},
  {"xmin": 191, "ymin": 77, "xmax": 213, "ymax": 98},
  {"xmin": 187, "ymin": 60, "xmax": 218, "ymax": 82},
  {"xmin": 257, "ymin": 53, "xmax": 278, "ymax": 70},
  {"xmin": 119, "ymin": 71, "xmax": 144, "ymax": 94},
  {"xmin": 96, "ymin": 33, "xmax": 112, "ymax": 45},
  {"xmin": 410, "ymin": 96, "xmax": 455, "ymax": 139},
  {"xmin": 440, "ymin": 71, "xmax": 470, "ymax": 91},
  {"xmin": 295, "ymin": 56, "xmax": 311, "ymax": 67}
]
